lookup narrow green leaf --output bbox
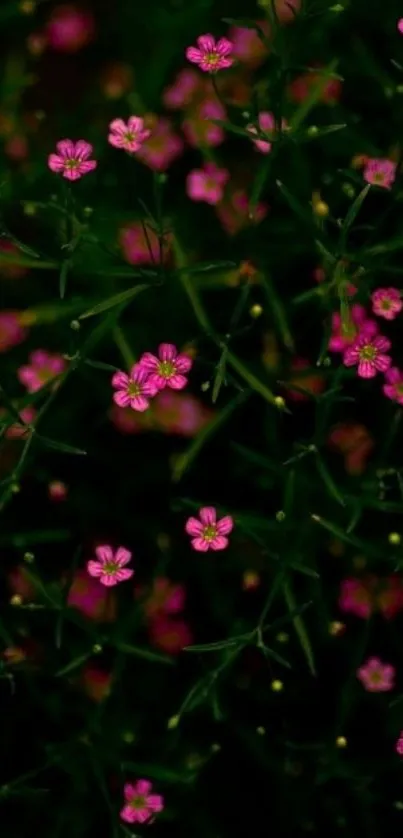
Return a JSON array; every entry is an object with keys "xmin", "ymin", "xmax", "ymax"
[
  {"xmin": 315, "ymin": 454, "xmax": 345, "ymax": 506},
  {"xmin": 282, "ymin": 579, "xmax": 316, "ymax": 676},
  {"xmin": 115, "ymin": 642, "xmax": 174, "ymax": 665},
  {"xmin": 79, "ymin": 284, "xmax": 149, "ymax": 319},
  {"xmin": 56, "ymin": 652, "xmax": 92, "ymax": 677},
  {"xmin": 181, "ymin": 260, "xmax": 236, "ymax": 275},
  {"xmin": 210, "ymin": 118, "xmax": 251, "ymax": 139},
  {"xmin": 339, "ymin": 183, "xmax": 371, "ymax": 251},
  {"xmin": 212, "ymin": 347, "xmax": 228, "ymax": 404},
  {"xmin": 59, "ymin": 259, "xmax": 71, "ymax": 300},
  {"xmin": 185, "ymin": 635, "xmax": 249, "ymax": 653},
  {"xmin": 37, "ymin": 435, "xmax": 87, "ymax": 456}
]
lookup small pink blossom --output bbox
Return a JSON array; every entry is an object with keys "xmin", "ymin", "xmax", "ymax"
[
  {"xmin": 67, "ymin": 569, "xmax": 116, "ymax": 621},
  {"xmin": 163, "ymin": 69, "xmax": 201, "ymax": 109},
  {"xmin": 186, "ymin": 34, "xmax": 234, "ymax": 73},
  {"xmin": 357, "ymin": 656, "xmax": 395, "ymax": 692},
  {"xmin": 48, "ymin": 480, "xmax": 68, "ymax": 502},
  {"xmin": 48, "ymin": 139, "xmax": 97, "ymax": 181},
  {"xmin": 229, "ymin": 22, "xmax": 268, "ymax": 68},
  {"xmin": 363, "ymin": 158, "xmax": 396, "ymax": 189},
  {"xmin": 18, "ymin": 350, "xmax": 66, "ymax": 393},
  {"xmin": 149, "ymin": 617, "xmax": 193, "ymax": 654},
  {"xmin": 398, "ymin": 19, "xmax": 403, "ymax": 34},
  {"xmin": 328, "ymin": 304, "xmax": 368, "ymax": 352},
  {"xmin": 120, "ymin": 221, "xmax": 172, "ymax": 266},
  {"xmin": 216, "ymin": 188, "xmax": 268, "ymax": 235},
  {"xmin": 138, "ymin": 343, "xmax": 192, "ymax": 391},
  {"xmin": 343, "ymin": 322, "xmax": 391, "ymax": 378},
  {"xmin": 46, "ymin": 4, "xmax": 95, "ymax": 53},
  {"xmin": 108, "ymin": 116, "xmax": 150, "ymax": 153},
  {"xmin": 328, "ymin": 422, "xmax": 374, "ymax": 475},
  {"xmin": 182, "ymin": 97, "xmax": 226, "ymax": 148},
  {"xmin": 87, "ymin": 545, "xmax": 134, "ymax": 588},
  {"xmin": 185, "ymin": 506, "xmax": 234, "ymax": 552},
  {"xmin": 371, "ymin": 287, "xmax": 402, "ymax": 320},
  {"xmin": 339, "ymin": 575, "xmax": 403, "ymax": 620},
  {"xmin": 110, "ymin": 391, "xmax": 212, "ymax": 437},
  {"xmin": 120, "ymin": 779, "xmax": 164, "ymax": 825},
  {"xmin": 136, "ymin": 116, "xmax": 184, "ymax": 171},
  {"xmin": 247, "ymin": 112, "xmax": 287, "ymax": 154},
  {"xmin": 396, "ymin": 732, "xmax": 403, "ymax": 755},
  {"xmin": 3, "ymin": 406, "xmax": 36, "ymax": 440},
  {"xmin": 112, "ymin": 364, "xmax": 158, "ymax": 412},
  {"xmin": 142, "ymin": 577, "xmax": 186, "ymax": 619},
  {"xmin": 383, "ymin": 367, "xmax": 403, "ymax": 405},
  {"xmin": 187, "ymin": 162, "xmax": 229, "ymax": 205},
  {"xmin": 288, "ymin": 68, "xmax": 342, "ymax": 104},
  {"xmin": 0, "ymin": 311, "xmax": 27, "ymax": 352}
]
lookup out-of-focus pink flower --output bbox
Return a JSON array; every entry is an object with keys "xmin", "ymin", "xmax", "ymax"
[
  {"xmin": 186, "ymin": 34, "xmax": 234, "ymax": 73},
  {"xmin": 339, "ymin": 575, "xmax": 403, "ymax": 620},
  {"xmin": 8, "ymin": 565, "xmax": 36, "ymax": 600},
  {"xmin": 398, "ymin": 18, "xmax": 403, "ymax": 34},
  {"xmin": 328, "ymin": 304, "xmax": 368, "ymax": 352},
  {"xmin": 18, "ymin": 350, "xmax": 66, "ymax": 392},
  {"xmin": 371, "ymin": 287, "xmax": 402, "ymax": 320},
  {"xmin": 46, "ymin": 4, "xmax": 95, "ymax": 53},
  {"xmin": 48, "ymin": 480, "xmax": 68, "ymax": 501},
  {"xmin": 185, "ymin": 506, "xmax": 234, "ymax": 551},
  {"xmin": 136, "ymin": 116, "xmax": 184, "ymax": 171},
  {"xmin": 110, "ymin": 391, "xmax": 212, "ymax": 437},
  {"xmin": 48, "ymin": 139, "xmax": 97, "ymax": 181},
  {"xmin": 284, "ymin": 357, "xmax": 324, "ymax": 401},
  {"xmin": 109, "ymin": 404, "xmax": 157, "ymax": 434},
  {"xmin": 229, "ymin": 22, "xmax": 268, "ymax": 68},
  {"xmin": 3, "ymin": 406, "xmax": 36, "ymax": 440},
  {"xmin": 108, "ymin": 116, "xmax": 150, "ymax": 153},
  {"xmin": 142, "ymin": 577, "xmax": 186, "ymax": 619},
  {"xmin": 163, "ymin": 68, "xmax": 202, "ymax": 110},
  {"xmin": 100, "ymin": 63, "xmax": 133, "ymax": 100},
  {"xmin": 112, "ymin": 364, "xmax": 158, "ymax": 412},
  {"xmin": 247, "ymin": 112, "xmax": 287, "ymax": 154},
  {"xmin": 314, "ymin": 265, "xmax": 357, "ymax": 296},
  {"xmin": 120, "ymin": 779, "xmax": 164, "ymax": 825},
  {"xmin": 120, "ymin": 221, "xmax": 172, "ymax": 266},
  {"xmin": 343, "ymin": 322, "xmax": 391, "ymax": 378},
  {"xmin": 139, "ymin": 343, "xmax": 192, "ymax": 391},
  {"xmin": 363, "ymin": 158, "xmax": 396, "ymax": 189},
  {"xmin": 288, "ymin": 68, "xmax": 342, "ymax": 104},
  {"xmin": 216, "ymin": 188, "xmax": 268, "ymax": 235},
  {"xmin": 357, "ymin": 657, "xmax": 395, "ymax": 692},
  {"xmin": 182, "ymin": 97, "xmax": 226, "ymax": 148},
  {"xmin": 67, "ymin": 569, "xmax": 116, "ymax": 621},
  {"xmin": 396, "ymin": 732, "xmax": 403, "ymax": 755},
  {"xmin": 5, "ymin": 135, "xmax": 29, "ymax": 161},
  {"xmin": 87, "ymin": 545, "xmax": 134, "ymax": 587},
  {"xmin": 328, "ymin": 422, "xmax": 374, "ymax": 476},
  {"xmin": 272, "ymin": 0, "xmax": 301, "ymax": 22},
  {"xmin": 187, "ymin": 162, "xmax": 229, "ymax": 205},
  {"xmin": 383, "ymin": 367, "xmax": 403, "ymax": 405},
  {"xmin": 149, "ymin": 617, "xmax": 193, "ymax": 654},
  {"xmin": 81, "ymin": 666, "xmax": 112, "ymax": 702},
  {"xmin": 0, "ymin": 241, "xmax": 29, "ymax": 279},
  {"xmin": 0, "ymin": 311, "xmax": 27, "ymax": 352}
]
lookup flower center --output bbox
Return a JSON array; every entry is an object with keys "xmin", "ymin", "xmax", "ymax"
[
  {"xmin": 206, "ymin": 52, "xmax": 220, "ymax": 67},
  {"xmin": 359, "ymin": 343, "xmax": 376, "ymax": 361},
  {"xmin": 203, "ymin": 524, "xmax": 217, "ymax": 542},
  {"xmin": 158, "ymin": 360, "xmax": 175, "ymax": 378},
  {"xmin": 381, "ymin": 299, "xmax": 391, "ymax": 309},
  {"xmin": 103, "ymin": 561, "xmax": 117, "ymax": 574},
  {"xmin": 131, "ymin": 795, "xmax": 146, "ymax": 810},
  {"xmin": 65, "ymin": 158, "xmax": 79, "ymax": 170},
  {"xmin": 396, "ymin": 383, "xmax": 403, "ymax": 395},
  {"xmin": 373, "ymin": 172, "xmax": 385, "ymax": 184},
  {"xmin": 124, "ymin": 131, "xmax": 136, "ymax": 142},
  {"xmin": 128, "ymin": 381, "xmax": 141, "ymax": 396},
  {"xmin": 369, "ymin": 671, "xmax": 382, "ymax": 684}
]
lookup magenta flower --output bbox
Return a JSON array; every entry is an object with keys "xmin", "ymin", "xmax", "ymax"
[
  {"xmin": 247, "ymin": 112, "xmax": 287, "ymax": 154},
  {"xmin": 186, "ymin": 34, "xmax": 234, "ymax": 73},
  {"xmin": 363, "ymin": 158, "xmax": 396, "ymax": 189},
  {"xmin": 87, "ymin": 545, "xmax": 134, "ymax": 588},
  {"xmin": 48, "ymin": 139, "xmax": 97, "ymax": 181},
  {"xmin": 108, "ymin": 116, "xmax": 151, "ymax": 153},
  {"xmin": 371, "ymin": 287, "xmax": 402, "ymax": 320},
  {"xmin": 343, "ymin": 322, "xmax": 391, "ymax": 378},
  {"xmin": 46, "ymin": 4, "xmax": 95, "ymax": 53},
  {"xmin": 357, "ymin": 656, "xmax": 395, "ymax": 692},
  {"xmin": 187, "ymin": 162, "xmax": 229, "ymax": 205},
  {"xmin": 396, "ymin": 732, "xmax": 403, "ymax": 755},
  {"xmin": 136, "ymin": 116, "xmax": 184, "ymax": 171},
  {"xmin": 328, "ymin": 304, "xmax": 368, "ymax": 353},
  {"xmin": 0, "ymin": 311, "xmax": 27, "ymax": 352},
  {"xmin": 163, "ymin": 68, "xmax": 201, "ymax": 110},
  {"xmin": 4, "ymin": 406, "xmax": 36, "ymax": 440},
  {"xmin": 185, "ymin": 506, "xmax": 234, "ymax": 552},
  {"xmin": 112, "ymin": 364, "xmax": 158, "ymax": 412},
  {"xmin": 383, "ymin": 367, "xmax": 403, "ymax": 405},
  {"xmin": 399, "ymin": 19, "xmax": 403, "ymax": 34},
  {"xmin": 138, "ymin": 343, "xmax": 192, "ymax": 391},
  {"xmin": 18, "ymin": 350, "xmax": 66, "ymax": 393},
  {"xmin": 120, "ymin": 779, "xmax": 164, "ymax": 825},
  {"xmin": 149, "ymin": 616, "xmax": 193, "ymax": 654},
  {"xmin": 143, "ymin": 577, "xmax": 186, "ymax": 619},
  {"xmin": 182, "ymin": 97, "xmax": 226, "ymax": 148}
]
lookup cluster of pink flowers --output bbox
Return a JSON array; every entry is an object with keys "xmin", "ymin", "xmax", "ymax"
[
  {"xmin": 18, "ymin": 350, "xmax": 66, "ymax": 393},
  {"xmin": 185, "ymin": 506, "xmax": 234, "ymax": 552},
  {"xmin": 110, "ymin": 390, "xmax": 212, "ymax": 437},
  {"xmin": 339, "ymin": 575, "xmax": 403, "ymax": 620},
  {"xmin": 357, "ymin": 657, "xmax": 395, "ymax": 692},
  {"xmin": 139, "ymin": 577, "xmax": 192, "ymax": 655},
  {"xmin": 112, "ymin": 344, "xmax": 193, "ymax": 413},
  {"xmin": 87, "ymin": 545, "xmax": 134, "ymax": 588}
]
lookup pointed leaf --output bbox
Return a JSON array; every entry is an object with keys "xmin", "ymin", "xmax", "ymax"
[{"xmin": 79, "ymin": 284, "xmax": 149, "ymax": 319}]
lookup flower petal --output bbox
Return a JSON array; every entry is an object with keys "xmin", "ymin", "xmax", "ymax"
[
  {"xmin": 74, "ymin": 140, "xmax": 93, "ymax": 160},
  {"xmin": 168, "ymin": 374, "xmax": 187, "ymax": 390},
  {"xmin": 191, "ymin": 537, "xmax": 210, "ymax": 551},
  {"xmin": 138, "ymin": 351, "xmax": 159, "ymax": 371},
  {"xmin": 56, "ymin": 139, "xmax": 75, "ymax": 158},
  {"xmin": 135, "ymin": 779, "xmax": 153, "ymax": 795},
  {"xmin": 48, "ymin": 153, "xmax": 65, "ymax": 172},
  {"xmin": 109, "ymin": 118, "xmax": 127, "ymax": 135},
  {"xmin": 185, "ymin": 517, "xmax": 203, "ymax": 536},
  {"xmin": 95, "ymin": 545, "xmax": 114, "ymax": 563},
  {"xmin": 186, "ymin": 47, "xmax": 203, "ymax": 63},
  {"xmin": 210, "ymin": 535, "xmax": 229, "ymax": 550},
  {"xmin": 199, "ymin": 507, "xmax": 217, "ymax": 526},
  {"xmin": 175, "ymin": 353, "xmax": 193, "ymax": 373},
  {"xmin": 120, "ymin": 805, "xmax": 136, "ymax": 824},
  {"xmin": 100, "ymin": 573, "xmax": 118, "ymax": 587},
  {"xmin": 131, "ymin": 394, "xmax": 149, "ymax": 412},
  {"xmin": 112, "ymin": 371, "xmax": 129, "ymax": 389},
  {"xmin": 159, "ymin": 343, "xmax": 177, "ymax": 362},
  {"xmin": 197, "ymin": 34, "xmax": 216, "ymax": 51},
  {"xmin": 113, "ymin": 390, "xmax": 131, "ymax": 408},
  {"xmin": 86, "ymin": 560, "xmax": 102, "ymax": 577},
  {"xmin": 128, "ymin": 115, "xmax": 143, "ymax": 132},
  {"xmin": 357, "ymin": 360, "xmax": 376, "ymax": 378},
  {"xmin": 217, "ymin": 515, "xmax": 234, "ymax": 535},
  {"xmin": 115, "ymin": 547, "xmax": 132, "ymax": 566},
  {"xmin": 115, "ymin": 568, "xmax": 134, "ymax": 582}
]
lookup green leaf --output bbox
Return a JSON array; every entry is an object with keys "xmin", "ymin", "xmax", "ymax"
[
  {"xmin": 209, "ymin": 118, "xmax": 251, "ymax": 139},
  {"xmin": 79, "ymin": 284, "xmax": 149, "ymax": 319},
  {"xmin": 37, "ymin": 435, "xmax": 87, "ymax": 456},
  {"xmin": 315, "ymin": 454, "xmax": 345, "ymax": 506},
  {"xmin": 185, "ymin": 634, "xmax": 249, "ymax": 653},
  {"xmin": 212, "ymin": 347, "xmax": 228, "ymax": 404},
  {"xmin": 282, "ymin": 579, "xmax": 316, "ymax": 676},
  {"xmin": 59, "ymin": 259, "xmax": 71, "ymax": 300},
  {"xmin": 55, "ymin": 652, "xmax": 92, "ymax": 678},
  {"xmin": 115, "ymin": 642, "xmax": 174, "ymax": 665},
  {"xmin": 181, "ymin": 260, "xmax": 236, "ymax": 275},
  {"xmin": 300, "ymin": 123, "xmax": 347, "ymax": 142},
  {"xmin": 339, "ymin": 183, "xmax": 371, "ymax": 251}
]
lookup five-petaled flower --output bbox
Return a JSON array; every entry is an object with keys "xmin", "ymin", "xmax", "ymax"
[
  {"xmin": 120, "ymin": 779, "xmax": 164, "ymax": 824},
  {"xmin": 186, "ymin": 34, "xmax": 234, "ymax": 73},
  {"xmin": 112, "ymin": 364, "xmax": 159, "ymax": 412},
  {"xmin": 383, "ymin": 367, "xmax": 403, "ymax": 405},
  {"xmin": 108, "ymin": 116, "xmax": 151, "ymax": 153},
  {"xmin": 18, "ymin": 349, "xmax": 66, "ymax": 392},
  {"xmin": 139, "ymin": 343, "xmax": 192, "ymax": 391},
  {"xmin": 185, "ymin": 506, "xmax": 234, "ymax": 551},
  {"xmin": 357, "ymin": 656, "xmax": 395, "ymax": 692},
  {"xmin": 48, "ymin": 139, "xmax": 97, "ymax": 180},
  {"xmin": 186, "ymin": 162, "xmax": 229, "ymax": 205},
  {"xmin": 343, "ymin": 322, "xmax": 391, "ymax": 378},
  {"xmin": 87, "ymin": 545, "xmax": 134, "ymax": 587},
  {"xmin": 363, "ymin": 158, "xmax": 396, "ymax": 190},
  {"xmin": 371, "ymin": 287, "xmax": 402, "ymax": 320}
]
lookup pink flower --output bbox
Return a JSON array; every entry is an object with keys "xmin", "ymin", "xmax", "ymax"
[
  {"xmin": 142, "ymin": 577, "xmax": 186, "ymax": 619},
  {"xmin": 328, "ymin": 304, "xmax": 368, "ymax": 352},
  {"xmin": 149, "ymin": 616, "xmax": 193, "ymax": 654},
  {"xmin": 108, "ymin": 116, "xmax": 150, "ymax": 153},
  {"xmin": 216, "ymin": 188, "xmax": 268, "ymax": 235},
  {"xmin": 0, "ymin": 311, "xmax": 27, "ymax": 352},
  {"xmin": 48, "ymin": 480, "xmax": 68, "ymax": 501},
  {"xmin": 384, "ymin": 367, "xmax": 403, "ymax": 405},
  {"xmin": 288, "ymin": 68, "xmax": 342, "ymax": 104},
  {"xmin": 398, "ymin": 19, "xmax": 403, "ymax": 34},
  {"xmin": 185, "ymin": 506, "xmax": 234, "ymax": 551},
  {"xmin": 229, "ymin": 22, "xmax": 268, "ymax": 68},
  {"xmin": 343, "ymin": 323, "xmax": 391, "ymax": 378},
  {"xmin": 187, "ymin": 162, "xmax": 229, "ymax": 205},
  {"xmin": 182, "ymin": 97, "xmax": 226, "ymax": 148},
  {"xmin": 136, "ymin": 116, "xmax": 184, "ymax": 171},
  {"xmin": 138, "ymin": 343, "xmax": 192, "ymax": 391},
  {"xmin": 247, "ymin": 112, "xmax": 287, "ymax": 154},
  {"xmin": 357, "ymin": 657, "xmax": 395, "ymax": 692},
  {"xmin": 87, "ymin": 545, "xmax": 134, "ymax": 588},
  {"xmin": 0, "ymin": 241, "xmax": 28, "ymax": 279},
  {"xmin": 396, "ymin": 732, "xmax": 403, "ymax": 755},
  {"xmin": 48, "ymin": 139, "xmax": 97, "ymax": 181},
  {"xmin": 81, "ymin": 666, "xmax": 112, "ymax": 702},
  {"xmin": 338, "ymin": 575, "xmax": 403, "ymax": 620},
  {"xmin": 67, "ymin": 569, "xmax": 116, "ymax": 621},
  {"xmin": 120, "ymin": 221, "xmax": 172, "ymax": 266},
  {"xmin": 328, "ymin": 422, "xmax": 374, "ymax": 475},
  {"xmin": 111, "ymin": 364, "xmax": 158, "ymax": 412},
  {"xmin": 120, "ymin": 779, "xmax": 164, "ymax": 825},
  {"xmin": 186, "ymin": 34, "xmax": 234, "ymax": 73},
  {"xmin": 4, "ymin": 406, "xmax": 36, "ymax": 440},
  {"xmin": 163, "ymin": 69, "xmax": 201, "ymax": 109},
  {"xmin": 371, "ymin": 287, "xmax": 402, "ymax": 320},
  {"xmin": 46, "ymin": 4, "xmax": 95, "ymax": 53},
  {"xmin": 363, "ymin": 158, "xmax": 396, "ymax": 189},
  {"xmin": 155, "ymin": 390, "xmax": 212, "ymax": 436},
  {"xmin": 18, "ymin": 350, "xmax": 66, "ymax": 393}
]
